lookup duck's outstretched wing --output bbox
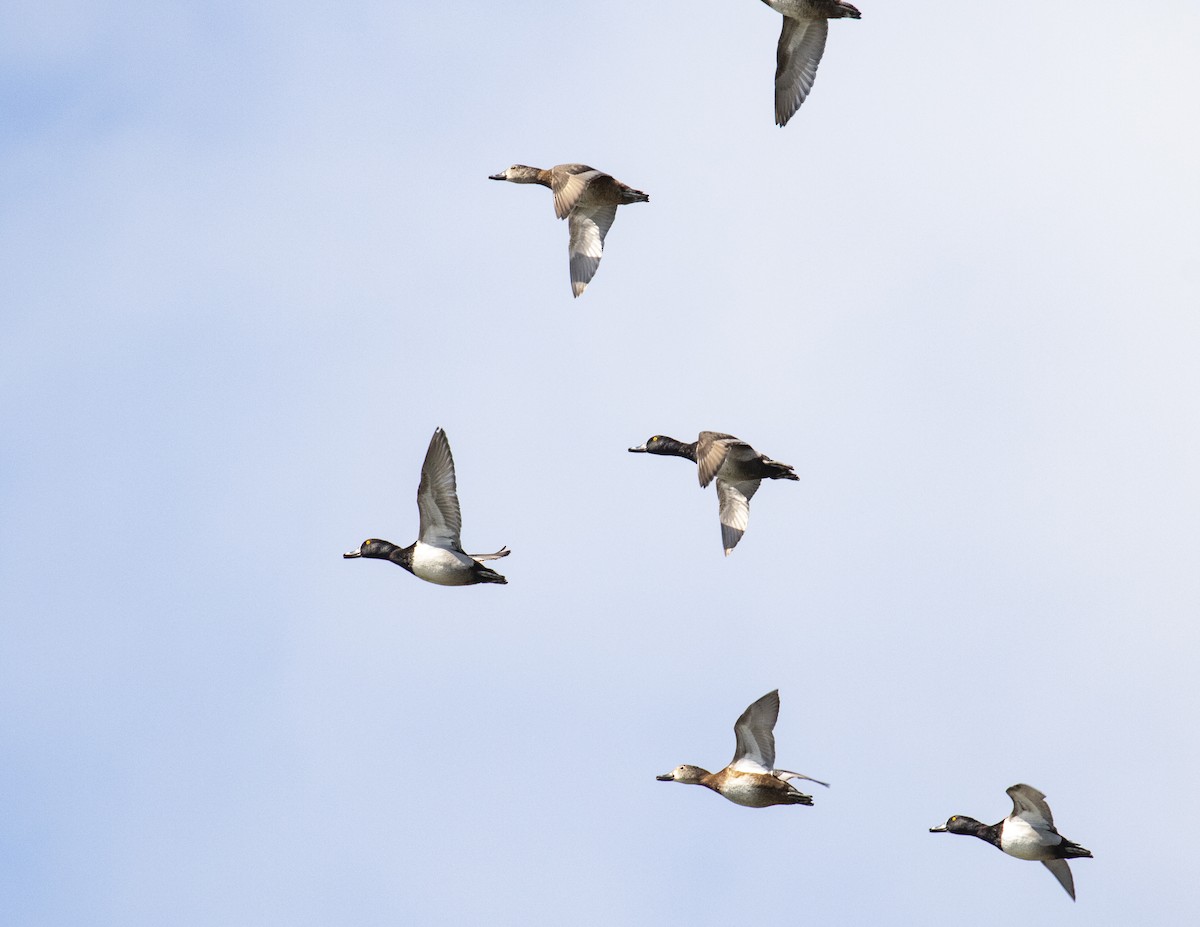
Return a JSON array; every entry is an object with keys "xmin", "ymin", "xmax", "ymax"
[
  {"xmin": 568, "ymin": 204, "xmax": 616, "ymax": 298},
  {"xmin": 730, "ymin": 689, "xmax": 779, "ymax": 773},
  {"xmin": 416, "ymin": 428, "xmax": 463, "ymax": 550},
  {"xmin": 551, "ymin": 166, "xmax": 600, "ymax": 219},
  {"xmin": 1041, "ymin": 859, "xmax": 1076, "ymax": 900},
  {"xmin": 1007, "ymin": 783, "xmax": 1056, "ymax": 829},
  {"xmin": 696, "ymin": 432, "xmax": 743, "ymax": 488},
  {"xmin": 716, "ymin": 478, "xmax": 761, "ymax": 556},
  {"xmin": 774, "ymin": 768, "xmax": 830, "ymax": 788},
  {"xmin": 775, "ymin": 15, "xmax": 829, "ymax": 126},
  {"xmin": 468, "ymin": 546, "xmax": 510, "ymax": 562}
]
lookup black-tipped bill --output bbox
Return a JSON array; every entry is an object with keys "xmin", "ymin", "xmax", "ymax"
[
  {"xmin": 488, "ymin": 172, "xmax": 506, "ymax": 180},
  {"xmin": 929, "ymin": 823, "xmax": 948, "ymax": 832},
  {"xmin": 628, "ymin": 444, "xmax": 648, "ymax": 453},
  {"xmin": 656, "ymin": 772, "xmax": 674, "ymax": 781},
  {"xmin": 343, "ymin": 548, "xmax": 362, "ymax": 559}
]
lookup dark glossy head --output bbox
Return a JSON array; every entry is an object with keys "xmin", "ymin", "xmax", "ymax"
[
  {"xmin": 930, "ymin": 814, "xmax": 985, "ymax": 835},
  {"xmin": 343, "ymin": 539, "xmax": 413, "ymax": 572},
  {"xmin": 345, "ymin": 538, "xmax": 390, "ymax": 559},
  {"xmin": 629, "ymin": 435, "xmax": 679, "ymax": 454}
]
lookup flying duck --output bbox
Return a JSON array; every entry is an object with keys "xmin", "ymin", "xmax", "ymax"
[
  {"xmin": 757, "ymin": 0, "xmax": 861, "ymax": 126},
  {"xmin": 488, "ymin": 163, "xmax": 648, "ymax": 297},
  {"xmin": 930, "ymin": 784, "xmax": 1094, "ymax": 900},
  {"xmin": 343, "ymin": 428, "xmax": 509, "ymax": 585},
  {"xmin": 657, "ymin": 690, "xmax": 828, "ymax": 807},
  {"xmin": 628, "ymin": 431, "xmax": 798, "ymax": 555}
]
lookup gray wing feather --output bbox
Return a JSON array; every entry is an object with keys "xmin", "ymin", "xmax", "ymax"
[
  {"xmin": 552, "ymin": 167, "xmax": 600, "ymax": 219},
  {"xmin": 1007, "ymin": 783, "xmax": 1055, "ymax": 828},
  {"xmin": 775, "ymin": 16, "xmax": 829, "ymax": 126},
  {"xmin": 716, "ymin": 478, "xmax": 761, "ymax": 555},
  {"xmin": 416, "ymin": 428, "xmax": 463, "ymax": 549},
  {"xmin": 731, "ymin": 689, "xmax": 779, "ymax": 770},
  {"xmin": 774, "ymin": 768, "xmax": 831, "ymax": 788},
  {"xmin": 1041, "ymin": 859, "xmax": 1076, "ymax": 900},
  {"xmin": 568, "ymin": 204, "xmax": 617, "ymax": 297},
  {"xmin": 467, "ymin": 546, "xmax": 510, "ymax": 562},
  {"xmin": 696, "ymin": 432, "xmax": 742, "ymax": 488}
]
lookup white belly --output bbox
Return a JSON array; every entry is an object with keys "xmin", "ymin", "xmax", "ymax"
[
  {"xmin": 1000, "ymin": 819, "xmax": 1057, "ymax": 860},
  {"xmin": 719, "ymin": 774, "xmax": 773, "ymax": 807},
  {"xmin": 411, "ymin": 542, "xmax": 477, "ymax": 586}
]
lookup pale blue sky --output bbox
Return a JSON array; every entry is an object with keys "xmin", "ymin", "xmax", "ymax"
[{"xmin": 2, "ymin": 2, "xmax": 1199, "ymax": 924}]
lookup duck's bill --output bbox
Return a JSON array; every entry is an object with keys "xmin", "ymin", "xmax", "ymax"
[
  {"xmin": 487, "ymin": 172, "xmax": 506, "ymax": 180},
  {"xmin": 928, "ymin": 823, "xmax": 948, "ymax": 832},
  {"xmin": 628, "ymin": 444, "xmax": 648, "ymax": 453},
  {"xmin": 343, "ymin": 548, "xmax": 362, "ymax": 558},
  {"xmin": 655, "ymin": 772, "xmax": 674, "ymax": 781}
]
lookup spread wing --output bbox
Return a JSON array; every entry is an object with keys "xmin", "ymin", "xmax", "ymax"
[
  {"xmin": 775, "ymin": 15, "xmax": 829, "ymax": 126},
  {"xmin": 416, "ymin": 428, "xmax": 463, "ymax": 550},
  {"xmin": 730, "ymin": 689, "xmax": 779, "ymax": 773},
  {"xmin": 696, "ymin": 432, "xmax": 743, "ymax": 488},
  {"xmin": 467, "ymin": 546, "xmax": 510, "ymax": 562},
  {"xmin": 551, "ymin": 166, "xmax": 600, "ymax": 219},
  {"xmin": 716, "ymin": 478, "xmax": 761, "ymax": 555},
  {"xmin": 1041, "ymin": 859, "xmax": 1076, "ymax": 900},
  {"xmin": 567, "ymin": 204, "xmax": 616, "ymax": 297},
  {"xmin": 1007, "ymin": 783, "xmax": 1056, "ymax": 830},
  {"xmin": 775, "ymin": 768, "xmax": 830, "ymax": 788}
]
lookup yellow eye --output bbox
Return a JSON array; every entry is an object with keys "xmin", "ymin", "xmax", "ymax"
[
  {"xmin": 651, "ymin": 435, "xmax": 660, "ymax": 442},
  {"xmin": 950, "ymin": 816, "xmax": 957, "ymax": 822}
]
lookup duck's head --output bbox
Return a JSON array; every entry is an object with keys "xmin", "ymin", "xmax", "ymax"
[
  {"xmin": 656, "ymin": 764, "xmax": 708, "ymax": 784},
  {"xmin": 629, "ymin": 435, "xmax": 671, "ymax": 454},
  {"xmin": 930, "ymin": 814, "xmax": 983, "ymax": 835},
  {"xmin": 488, "ymin": 164, "xmax": 540, "ymax": 183},
  {"xmin": 344, "ymin": 538, "xmax": 396, "ymax": 560}
]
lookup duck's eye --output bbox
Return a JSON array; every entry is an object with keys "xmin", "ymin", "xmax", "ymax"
[
  {"xmin": 950, "ymin": 816, "xmax": 957, "ymax": 822},
  {"xmin": 651, "ymin": 435, "xmax": 660, "ymax": 442}
]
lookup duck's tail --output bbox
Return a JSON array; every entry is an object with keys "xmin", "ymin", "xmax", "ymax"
[
  {"xmin": 621, "ymin": 186, "xmax": 650, "ymax": 205},
  {"xmin": 832, "ymin": 2, "xmax": 862, "ymax": 19},
  {"xmin": 473, "ymin": 564, "xmax": 508, "ymax": 584},
  {"xmin": 764, "ymin": 458, "xmax": 800, "ymax": 481},
  {"xmin": 1059, "ymin": 841, "xmax": 1093, "ymax": 859}
]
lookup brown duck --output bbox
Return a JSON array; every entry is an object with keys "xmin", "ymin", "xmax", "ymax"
[{"xmin": 489, "ymin": 163, "xmax": 648, "ymax": 297}]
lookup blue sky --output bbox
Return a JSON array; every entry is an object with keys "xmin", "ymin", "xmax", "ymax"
[{"xmin": 2, "ymin": 1, "xmax": 1199, "ymax": 923}]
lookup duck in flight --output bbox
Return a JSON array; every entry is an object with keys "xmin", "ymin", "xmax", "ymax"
[
  {"xmin": 628, "ymin": 431, "xmax": 798, "ymax": 555},
  {"xmin": 656, "ymin": 689, "xmax": 828, "ymax": 807},
  {"xmin": 930, "ymin": 784, "xmax": 1094, "ymax": 900},
  {"xmin": 343, "ymin": 428, "xmax": 509, "ymax": 586},
  {"xmin": 758, "ymin": 0, "xmax": 861, "ymax": 126},
  {"xmin": 489, "ymin": 163, "xmax": 648, "ymax": 297}
]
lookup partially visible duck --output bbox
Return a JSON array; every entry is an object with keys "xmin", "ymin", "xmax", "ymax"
[
  {"xmin": 757, "ymin": 0, "xmax": 861, "ymax": 126},
  {"xmin": 488, "ymin": 163, "xmax": 648, "ymax": 297},
  {"xmin": 344, "ymin": 428, "xmax": 509, "ymax": 586},
  {"xmin": 629, "ymin": 431, "xmax": 799, "ymax": 555},
  {"xmin": 657, "ymin": 689, "xmax": 828, "ymax": 808},
  {"xmin": 930, "ymin": 784, "xmax": 1094, "ymax": 900}
]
